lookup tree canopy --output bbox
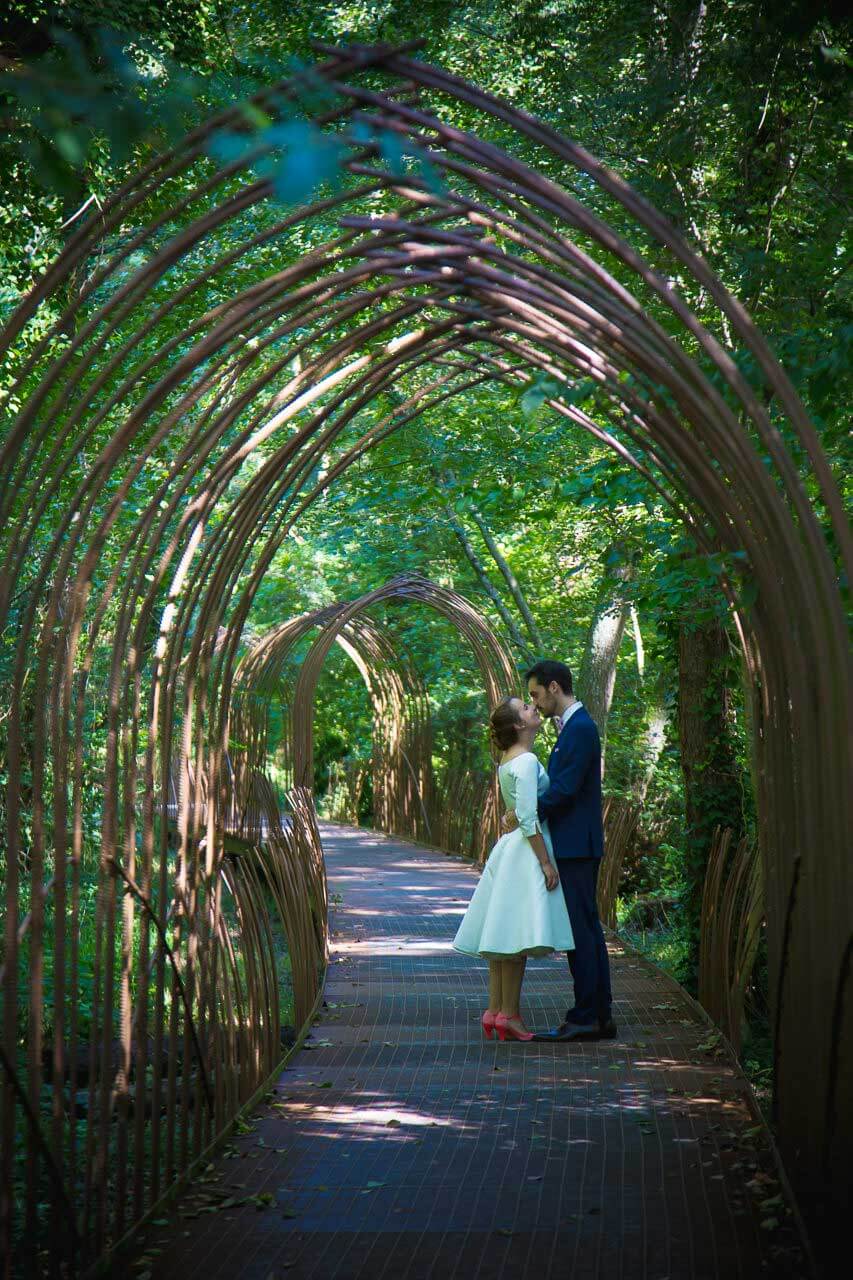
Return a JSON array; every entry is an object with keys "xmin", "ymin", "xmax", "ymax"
[
  {"xmin": 1, "ymin": 0, "xmax": 848, "ymax": 840},
  {"xmin": 1, "ymin": 7, "xmax": 850, "ymax": 1264}
]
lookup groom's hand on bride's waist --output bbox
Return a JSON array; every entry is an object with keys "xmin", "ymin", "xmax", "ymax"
[{"xmin": 501, "ymin": 809, "xmax": 519, "ymax": 833}]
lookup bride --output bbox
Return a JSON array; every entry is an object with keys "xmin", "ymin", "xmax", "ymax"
[{"xmin": 453, "ymin": 696, "xmax": 574, "ymax": 1041}]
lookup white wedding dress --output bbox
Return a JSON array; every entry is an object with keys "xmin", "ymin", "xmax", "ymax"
[{"xmin": 453, "ymin": 751, "xmax": 575, "ymax": 959}]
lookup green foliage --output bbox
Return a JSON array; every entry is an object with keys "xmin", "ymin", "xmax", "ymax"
[
  {"xmin": 519, "ymin": 372, "xmax": 563, "ymax": 418},
  {"xmin": 2, "ymin": 9, "xmax": 847, "ymax": 1265},
  {"xmin": 2, "ymin": 28, "xmax": 188, "ymax": 193},
  {"xmin": 1, "ymin": 0, "xmax": 847, "ymax": 1036},
  {"xmin": 617, "ymin": 903, "xmax": 693, "ymax": 991}
]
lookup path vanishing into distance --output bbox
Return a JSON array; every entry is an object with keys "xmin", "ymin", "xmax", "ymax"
[{"xmin": 128, "ymin": 824, "xmax": 811, "ymax": 1280}]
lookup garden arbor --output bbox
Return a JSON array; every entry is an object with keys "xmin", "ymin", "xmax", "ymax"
[
  {"xmin": 233, "ymin": 601, "xmax": 434, "ymax": 839},
  {"xmin": 0, "ymin": 43, "xmax": 850, "ymax": 1268},
  {"xmin": 232, "ymin": 574, "xmax": 515, "ymax": 851}
]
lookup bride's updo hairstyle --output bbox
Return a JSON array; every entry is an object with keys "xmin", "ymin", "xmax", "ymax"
[{"xmin": 489, "ymin": 697, "xmax": 522, "ymax": 756}]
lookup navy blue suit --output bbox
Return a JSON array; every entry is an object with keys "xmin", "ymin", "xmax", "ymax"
[{"xmin": 537, "ymin": 705, "xmax": 612, "ymax": 1025}]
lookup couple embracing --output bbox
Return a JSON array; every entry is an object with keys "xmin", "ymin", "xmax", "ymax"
[{"xmin": 453, "ymin": 660, "xmax": 615, "ymax": 1044}]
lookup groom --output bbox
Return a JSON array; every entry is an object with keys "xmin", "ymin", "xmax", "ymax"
[{"xmin": 504, "ymin": 659, "xmax": 615, "ymax": 1042}]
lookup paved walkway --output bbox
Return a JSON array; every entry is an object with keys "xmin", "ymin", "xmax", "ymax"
[{"xmin": 135, "ymin": 825, "xmax": 811, "ymax": 1279}]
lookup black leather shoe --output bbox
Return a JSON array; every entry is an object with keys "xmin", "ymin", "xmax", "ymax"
[
  {"xmin": 599, "ymin": 1018, "xmax": 618, "ymax": 1039},
  {"xmin": 532, "ymin": 1021, "xmax": 602, "ymax": 1042}
]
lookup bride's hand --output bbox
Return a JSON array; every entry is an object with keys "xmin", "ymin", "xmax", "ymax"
[
  {"xmin": 501, "ymin": 809, "xmax": 519, "ymax": 833},
  {"xmin": 542, "ymin": 863, "xmax": 559, "ymax": 891}
]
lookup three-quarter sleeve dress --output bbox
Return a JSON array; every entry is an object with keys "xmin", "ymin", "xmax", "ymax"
[{"xmin": 453, "ymin": 751, "xmax": 575, "ymax": 959}]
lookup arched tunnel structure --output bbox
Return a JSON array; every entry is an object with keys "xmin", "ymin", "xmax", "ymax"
[
  {"xmin": 232, "ymin": 573, "xmax": 515, "ymax": 851},
  {"xmin": 232, "ymin": 600, "xmax": 436, "ymax": 840},
  {"xmin": 0, "ymin": 42, "xmax": 850, "ymax": 1270}
]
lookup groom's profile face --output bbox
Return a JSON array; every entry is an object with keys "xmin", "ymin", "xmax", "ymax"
[{"xmin": 527, "ymin": 678, "xmax": 558, "ymax": 717}]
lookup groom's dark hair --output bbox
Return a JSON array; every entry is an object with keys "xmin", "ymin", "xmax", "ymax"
[{"xmin": 525, "ymin": 659, "xmax": 573, "ymax": 694}]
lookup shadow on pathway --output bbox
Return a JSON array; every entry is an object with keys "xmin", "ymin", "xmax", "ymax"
[{"xmin": 128, "ymin": 824, "xmax": 812, "ymax": 1280}]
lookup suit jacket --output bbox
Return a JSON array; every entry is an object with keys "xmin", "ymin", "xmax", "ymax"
[{"xmin": 537, "ymin": 705, "xmax": 604, "ymax": 859}]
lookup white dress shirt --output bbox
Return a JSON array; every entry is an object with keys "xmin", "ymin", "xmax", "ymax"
[{"xmin": 556, "ymin": 700, "xmax": 584, "ymax": 733}]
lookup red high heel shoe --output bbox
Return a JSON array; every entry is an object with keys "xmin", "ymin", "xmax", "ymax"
[
  {"xmin": 494, "ymin": 1013, "xmax": 534, "ymax": 1042},
  {"xmin": 481, "ymin": 1010, "xmax": 497, "ymax": 1040}
]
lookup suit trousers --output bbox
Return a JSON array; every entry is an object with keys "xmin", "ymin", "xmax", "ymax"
[{"xmin": 558, "ymin": 858, "xmax": 612, "ymax": 1025}]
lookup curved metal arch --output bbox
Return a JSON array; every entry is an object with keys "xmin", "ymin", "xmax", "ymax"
[
  {"xmin": 290, "ymin": 574, "xmax": 516, "ymax": 865},
  {"xmin": 232, "ymin": 603, "xmax": 434, "ymax": 841},
  {"xmin": 290, "ymin": 574, "xmax": 517, "ymax": 789},
  {"xmin": 0, "ymin": 43, "xmax": 848, "ymax": 1262},
  {"xmin": 233, "ymin": 574, "xmax": 516, "ymax": 853}
]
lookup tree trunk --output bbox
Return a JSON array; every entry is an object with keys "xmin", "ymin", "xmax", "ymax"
[
  {"xmin": 440, "ymin": 499, "xmax": 533, "ymax": 662},
  {"xmin": 433, "ymin": 471, "xmax": 534, "ymax": 663},
  {"xmin": 577, "ymin": 556, "xmax": 633, "ymax": 764},
  {"xmin": 625, "ymin": 606, "xmax": 670, "ymax": 803},
  {"xmin": 467, "ymin": 506, "xmax": 545, "ymax": 656},
  {"xmin": 633, "ymin": 671, "xmax": 671, "ymax": 804},
  {"xmin": 677, "ymin": 616, "xmax": 744, "ymax": 988}
]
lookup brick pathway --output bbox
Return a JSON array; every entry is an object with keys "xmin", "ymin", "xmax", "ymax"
[{"xmin": 131, "ymin": 824, "xmax": 811, "ymax": 1280}]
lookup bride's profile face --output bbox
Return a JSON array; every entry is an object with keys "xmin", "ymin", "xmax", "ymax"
[{"xmin": 511, "ymin": 697, "xmax": 541, "ymax": 732}]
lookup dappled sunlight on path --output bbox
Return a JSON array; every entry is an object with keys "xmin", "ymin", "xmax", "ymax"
[{"xmin": 129, "ymin": 824, "xmax": 810, "ymax": 1280}]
